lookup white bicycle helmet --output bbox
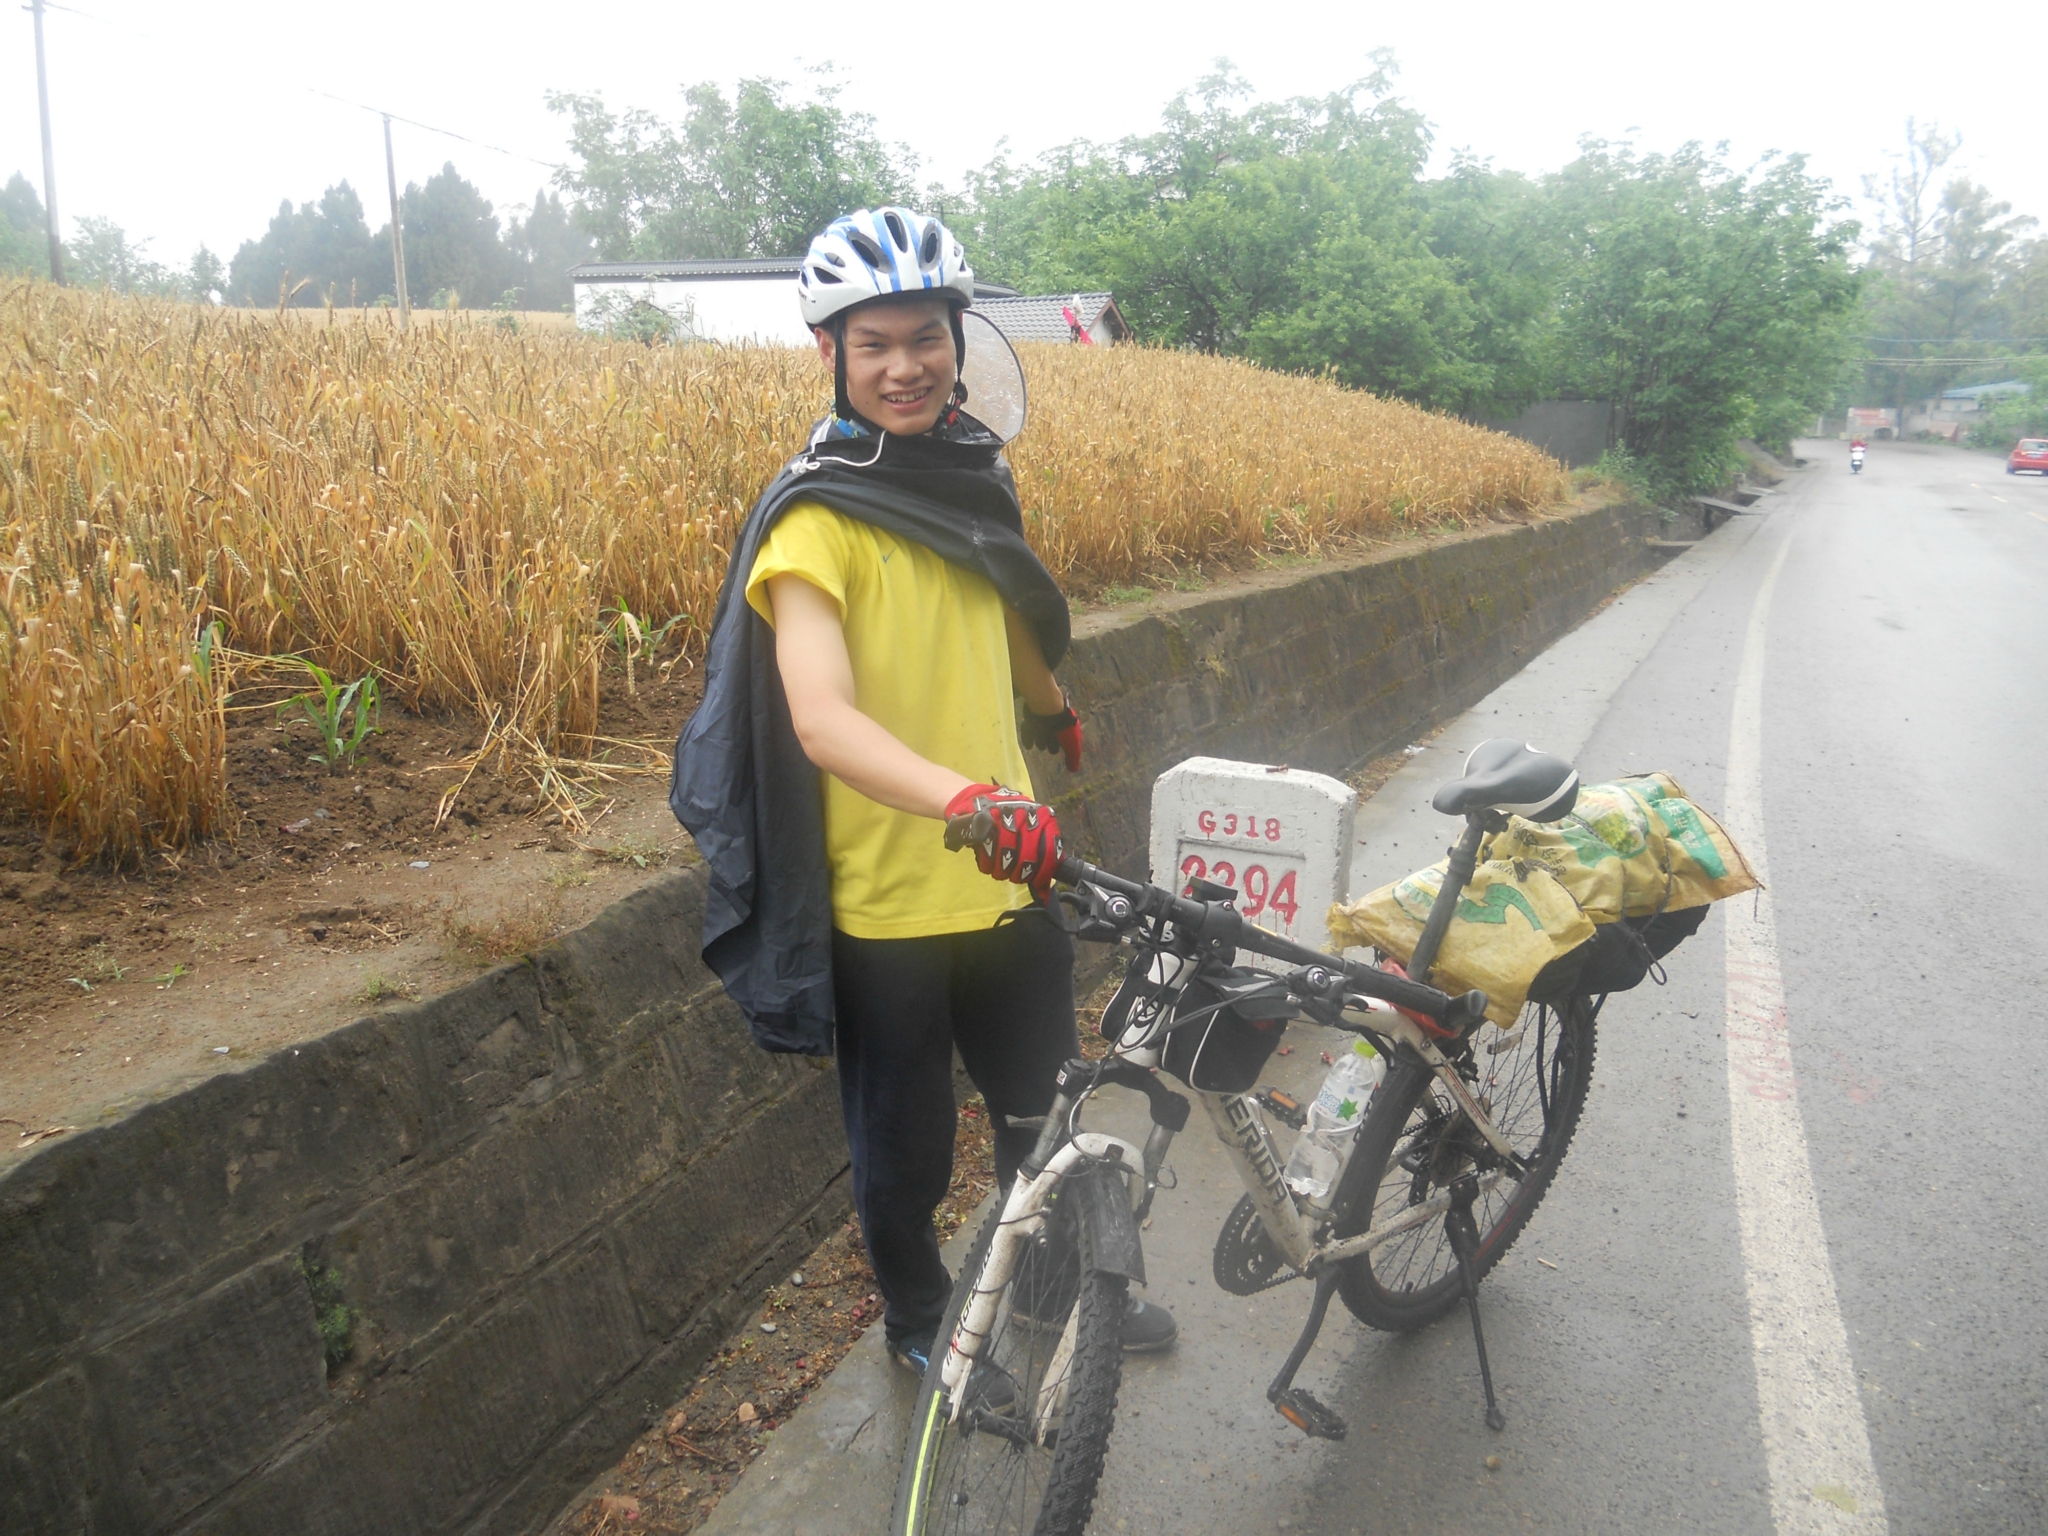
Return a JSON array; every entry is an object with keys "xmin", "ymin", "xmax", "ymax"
[{"xmin": 797, "ymin": 207, "xmax": 975, "ymax": 329}]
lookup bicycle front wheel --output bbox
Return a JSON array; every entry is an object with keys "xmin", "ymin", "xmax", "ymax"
[
  {"xmin": 1332, "ymin": 992, "xmax": 1598, "ymax": 1332},
  {"xmin": 891, "ymin": 1168, "xmax": 1127, "ymax": 1536}
]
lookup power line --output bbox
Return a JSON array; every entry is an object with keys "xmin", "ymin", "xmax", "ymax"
[
  {"xmin": 1854, "ymin": 335, "xmax": 2048, "ymax": 345},
  {"xmin": 36, "ymin": 1, "xmax": 563, "ymax": 172}
]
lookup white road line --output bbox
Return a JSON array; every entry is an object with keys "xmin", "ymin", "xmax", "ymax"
[{"xmin": 1722, "ymin": 531, "xmax": 1890, "ymax": 1534}]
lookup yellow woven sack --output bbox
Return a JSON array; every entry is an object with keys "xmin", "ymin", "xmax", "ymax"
[
  {"xmin": 1612, "ymin": 772, "xmax": 1760, "ymax": 910},
  {"xmin": 1327, "ymin": 856, "xmax": 1595, "ymax": 1026},
  {"xmin": 1481, "ymin": 814, "xmax": 1628, "ymax": 923},
  {"xmin": 1485, "ymin": 775, "xmax": 1760, "ymax": 919}
]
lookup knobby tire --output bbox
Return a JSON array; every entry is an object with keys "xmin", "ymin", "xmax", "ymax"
[{"xmin": 891, "ymin": 1177, "xmax": 1126, "ymax": 1536}]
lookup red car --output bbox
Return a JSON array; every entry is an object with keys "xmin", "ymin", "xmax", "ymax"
[{"xmin": 2009, "ymin": 439, "xmax": 2048, "ymax": 475}]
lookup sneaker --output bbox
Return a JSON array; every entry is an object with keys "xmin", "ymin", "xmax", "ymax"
[
  {"xmin": 888, "ymin": 1331, "xmax": 936, "ymax": 1377},
  {"xmin": 1119, "ymin": 1298, "xmax": 1177, "ymax": 1354},
  {"xmin": 891, "ymin": 1332, "xmax": 1018, "ymax": 1415}
]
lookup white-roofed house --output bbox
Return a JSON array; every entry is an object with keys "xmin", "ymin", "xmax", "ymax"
[{"xmin": 569, "ymin": 258, "xmax": 1021, "ymax": 344}]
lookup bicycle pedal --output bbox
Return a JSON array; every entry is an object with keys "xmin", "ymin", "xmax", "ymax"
[
  {"xmin": 1251, "ymin": 1086, "xmax": 1307, "ymax": 1131},
  {"xmin": 1271, "ymin": 1388, "xmax": 1347, "ymax": 1441}
]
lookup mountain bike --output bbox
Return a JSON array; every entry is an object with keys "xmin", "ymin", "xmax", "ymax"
[{"xmin": 892, "ymin": 741, "xmax": 1658, "ymax": 1536}]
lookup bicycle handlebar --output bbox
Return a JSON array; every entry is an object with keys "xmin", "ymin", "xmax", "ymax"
[{"xmin": 1051, "ymin": 853, "xmax": 1484, "ymax": 1029}]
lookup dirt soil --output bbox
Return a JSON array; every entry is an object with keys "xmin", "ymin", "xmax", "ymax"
[{"xmin": 0, "ymin": 661, "xmax": 701, "ymax": 1168}]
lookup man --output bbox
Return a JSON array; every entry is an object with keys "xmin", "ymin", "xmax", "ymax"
[{"xmin": 671, "ymin": 207, "xmax": 1175, "ymax": 1373}]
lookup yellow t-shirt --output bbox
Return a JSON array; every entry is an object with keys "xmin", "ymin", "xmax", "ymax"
[{"xmin": 746, "ymin": 501, "xmax": 1035, "ymax": 939}]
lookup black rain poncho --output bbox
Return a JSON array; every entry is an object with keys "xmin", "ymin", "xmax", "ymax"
[{"xmin": 669, "ymin": 424, "xmax": 1070, "ymax": 1056}]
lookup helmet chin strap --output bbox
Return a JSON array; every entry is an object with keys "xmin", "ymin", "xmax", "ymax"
[{"xmin": 830, "ymin": 318, "xmax": 879, "ymax": 435}]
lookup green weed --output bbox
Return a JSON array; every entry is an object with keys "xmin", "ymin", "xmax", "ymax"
[
  {"xmin": 599, "ymin": 600, "xmax": 687, "ymax": 696},
  {"xmin": 277, "ymin": 660, "xmax": 380, "ymax": 771},
  {"xmin": 300, "ymin": 1257, "xmax": 357, "ymax": 1373}
]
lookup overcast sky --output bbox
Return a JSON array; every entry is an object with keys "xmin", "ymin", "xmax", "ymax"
[{"xmin": 6, "ymin": 0, "xmax": 2041, "ymax": 271}]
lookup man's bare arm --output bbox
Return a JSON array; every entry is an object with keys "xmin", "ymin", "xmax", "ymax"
[
  {"xmin": 768, "ymin": 573, "xmax": 973, "ymax": 818},
  {"xmin": 1005, "ymin": 606, "xmax": 1065, "ymax": 715}
]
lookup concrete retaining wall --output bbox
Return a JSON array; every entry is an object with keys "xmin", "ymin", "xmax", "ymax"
[{"xmin": 0, "ymin": 499, "xmax": 1663, "ymax": 1536}]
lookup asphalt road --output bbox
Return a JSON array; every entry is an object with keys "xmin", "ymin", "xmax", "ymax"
[
  {"xmin": 704, "ymin": 440, "xmax": 2048, "ymax": 1535},
  {"xmin": 1089, "ymin": 440, "xmax": 2048, "ymax": 1536},
  {"xmin": 1308, "ymin": 440, "xmax": 2046, "ymax": 1534}
]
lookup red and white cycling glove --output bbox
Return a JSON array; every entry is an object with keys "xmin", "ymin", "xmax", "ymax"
[
  {"xmin": 1018, "ymin": 692, "xmax": 1084, "ymax": 773},
  {"xmin": 943, "ymin": 783, "xmax": 1065, "ymax": 901}
]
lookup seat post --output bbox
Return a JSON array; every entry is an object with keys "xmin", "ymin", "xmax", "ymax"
[{"xmin": 1408, "ymin": 815, "xmax": 1491, "ymax": 985}]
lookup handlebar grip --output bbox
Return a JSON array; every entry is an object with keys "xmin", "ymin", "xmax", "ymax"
[{"xmin": 944, "ymin": 809, "xmax": 995, "ymax": 853}]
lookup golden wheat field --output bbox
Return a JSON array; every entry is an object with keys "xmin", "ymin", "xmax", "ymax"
[{"xmin": 0, "ymin": 283, "xmax": 1567, "ymax": 863}]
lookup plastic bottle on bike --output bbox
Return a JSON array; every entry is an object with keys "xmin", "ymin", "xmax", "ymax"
[{"xmin": 1283, "ymin": 1039, "xmax": 1385, "ymax": 1202}]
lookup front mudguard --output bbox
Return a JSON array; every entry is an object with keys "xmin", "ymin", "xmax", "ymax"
[{"xmin": 1068, "ymin": 1160, "xmax": 1146, "ymax": 1286}]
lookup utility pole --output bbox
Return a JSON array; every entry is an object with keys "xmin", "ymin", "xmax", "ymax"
[
  {"xmin": 382, "ymin": 114, "xmax": 411, "ymax": 328},
  {"xmin": 31, "ymin": 0, "xmax": 65, "ymax": 284}
]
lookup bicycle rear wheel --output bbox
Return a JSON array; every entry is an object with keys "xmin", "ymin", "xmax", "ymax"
[
  {"xmin": 891, "ymin": 1169, "xmax": 1127, "ymax": 1536},
  {"xmin": 1332, "ymin": 993, "xmax": 1598, "ymax": 1332}
]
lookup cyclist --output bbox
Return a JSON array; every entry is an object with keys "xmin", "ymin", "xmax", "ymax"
[{"xmin": 671, "ymin": 207, "xmax": 1176, "ymax": 1375}]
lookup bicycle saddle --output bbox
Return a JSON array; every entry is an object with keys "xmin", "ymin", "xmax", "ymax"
[{"xmin": 1431, "ymin": 738, "xmax": 1580, "ymax": 821}]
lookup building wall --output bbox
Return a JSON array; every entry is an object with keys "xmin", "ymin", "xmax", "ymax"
[
  {"xmin": 1479, "ymin": 401, "xmax": 1619, "ymax": 469},
  {"xmin": 573, "ymin": 278, "xmax": 811, "ymax": 346}
]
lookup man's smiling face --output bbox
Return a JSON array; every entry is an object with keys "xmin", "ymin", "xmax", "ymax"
[{"xmin": 817, "ymin": 296, "xmax": 958, "ymax": 435}]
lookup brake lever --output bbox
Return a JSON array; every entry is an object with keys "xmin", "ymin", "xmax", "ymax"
[{"xmin": 1045, "ymin": 879, "xmax": 1142, "ymax": 944}]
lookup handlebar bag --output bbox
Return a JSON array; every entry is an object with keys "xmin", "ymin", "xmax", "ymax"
[{"xmin": 1100, "ymin": 955, "xmax": 1285, "ymax": 1093}]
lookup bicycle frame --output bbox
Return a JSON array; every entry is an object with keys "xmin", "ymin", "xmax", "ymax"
[{"xmin": 935, "ymin": 1005, "xmax": 1524, "ymax": 1419}]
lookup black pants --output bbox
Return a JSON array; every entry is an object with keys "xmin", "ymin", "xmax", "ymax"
[{"xmin": 832, "ymin": 914, "xmax": 1079, "ymax": 1345}]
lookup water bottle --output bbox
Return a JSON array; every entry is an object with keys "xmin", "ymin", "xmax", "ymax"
[{"xmin": 1282, "ymin": 1040, "xmax": 1385, "ymax": 1203}]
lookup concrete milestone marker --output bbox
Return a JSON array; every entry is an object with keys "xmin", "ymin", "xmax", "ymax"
[{"xmin": 1150, "ymin": 757, "xmax": 1359, "ymax": 959}]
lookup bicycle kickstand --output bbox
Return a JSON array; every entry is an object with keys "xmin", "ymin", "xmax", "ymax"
[
  {"xmin": 1445, "ymin": 1174, "xmax": 1507, "ymax": 1431},
  {"xmin": 1264, "ymin": 1269, "xmax": 1348, "ymax": 1440}
]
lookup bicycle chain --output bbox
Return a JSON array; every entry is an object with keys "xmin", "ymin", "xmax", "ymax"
[{"xmin": 1212, "ymin": 1193, "xmax": 1301, "ymax": 1296}]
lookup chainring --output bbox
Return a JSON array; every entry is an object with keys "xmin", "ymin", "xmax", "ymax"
[{"xmin": 1212, "ymin": 1193, "xmax": 1300, "ymax": 1296}]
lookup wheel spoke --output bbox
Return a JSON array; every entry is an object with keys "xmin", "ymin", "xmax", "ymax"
[{"xmin": 1335, "ymin": 995, "xmax": 1598, "ymax": 1329}]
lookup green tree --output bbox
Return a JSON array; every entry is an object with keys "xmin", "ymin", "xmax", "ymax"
[
  {"xmin": 955, "ymin": 61, "xmax": 1499, "ymax": 411},
  {"xmin": 507, "ymin": 188, "xmax": 594, "ymax": 310},
  {"xmin": 1856, "ymin": 121, "xmax": 2037, "ymax": 414},
  {"xmin": 549, "ymin": 71, "xmax": 918, "ymax": 259},
  {"xmin": 2, "ymin": 172, "xmax": 51, "ymax": 278},
  {"xmin": 187, "ymin": 245, "xmax": 226, "ymax": 304},
  {"xmin": 1541, "ymin": 142, "xmax": 1862, "ymax": 491},
  {"xmin": 391, "ymin": 162, "xmax": 513, "ymax": 307},
  {"xmin": 67, "ymin": 215, "xmax": 180, "ymax": 296},
  {"xmin": 1422, "ymin": 158, "xmax": 1560, "ymax": 412},
  {"xmin": 228, "ymin": 182, "xmax": 382, "ymax": 306}
]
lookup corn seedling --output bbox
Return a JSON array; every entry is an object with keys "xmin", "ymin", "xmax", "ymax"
[
  {"xmin": 600, "ymin": 601, "xmax": 687, "ymax": 696},
  {"xmin": 277, "ymin": 661, "xmax": 380, "ymax": 771}
]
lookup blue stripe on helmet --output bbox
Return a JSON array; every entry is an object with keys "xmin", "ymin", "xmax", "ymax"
[{"xmin": 868, "ymin": 209, "xmax": 904, "ymax": 293}]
